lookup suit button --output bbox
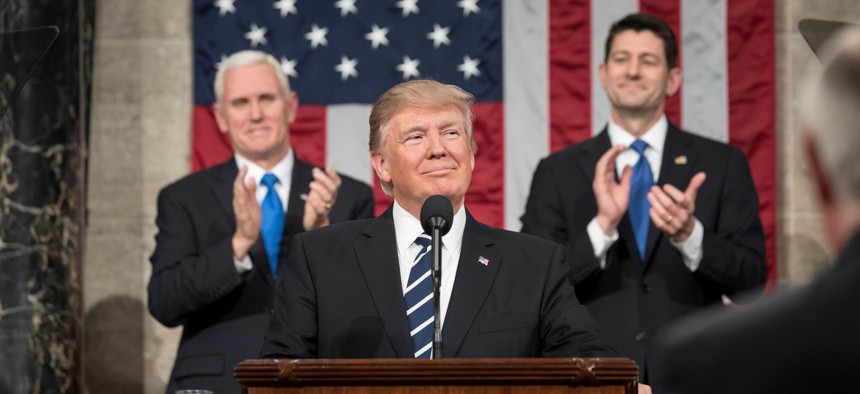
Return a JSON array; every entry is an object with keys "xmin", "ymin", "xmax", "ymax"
[{"xmin": 635, "ymin": 332, "xmax": 646, "ymax": 342}]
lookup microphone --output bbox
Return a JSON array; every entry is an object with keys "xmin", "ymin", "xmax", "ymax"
[{"xmin": 420, "ymin": 195, "xmax": 453, "ymax": 358}]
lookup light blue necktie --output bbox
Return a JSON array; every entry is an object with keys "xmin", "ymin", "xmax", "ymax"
[
  {"xmin": 629, "ymin": 140, "xmax": 653, "ymax": 259},
  {"xmin": 405, "ymin": 234, "xmax": 434, "ymax": 359},
  {"xmin": 260, "ymin": 173, "xmax": 285, "ymax": 278}
]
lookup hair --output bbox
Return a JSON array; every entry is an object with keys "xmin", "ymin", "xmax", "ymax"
[
  {"xmin": 604, "ymin": 13, "xmax": 678, "ymax": 69},
  {"xmin": 213, "ymin": 50, "xmax": 290, "ymax": 102},
  {"xmin": 369, "ymin": 79, "xmax": 477, "ymax": 195},
  {"xmin": 803, "ymin": 27, "xmax": 860, "ymax": 200}
]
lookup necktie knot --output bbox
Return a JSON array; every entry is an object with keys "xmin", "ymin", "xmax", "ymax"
[
  {"xmin": 414, "ymin": 234, "xmax": 432, "ymax": 248},
  {"xmin": 261, "ymin": 173, "xmax": 280, "ymax": 188},
  {"xmin": 630, "ymin": 139, "xmax": 648, "ymax": 155}
]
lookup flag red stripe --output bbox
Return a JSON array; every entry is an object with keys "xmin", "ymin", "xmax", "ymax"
[
  {"xmin": 549, "ymin": 0, "xmax": 592, "ymax": 153},
  {"xmin": 468, "ymin": 102, "xmax": 505, "ymax": 227},
  {"xmin": 640, "ymin": 0, "xmax": 682, "ymax": 127},
  {"xmin": 192, "ymin": 106, "xmax": 232, "ymax": 171},
  {"xmin": 727, "ymin": 0, "xmax": 778, "ymax": 287}
]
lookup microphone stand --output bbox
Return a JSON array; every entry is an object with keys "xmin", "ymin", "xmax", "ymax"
[{"xmin": 431, "ymin": 225, "xmax": 443, "ymax": 358}]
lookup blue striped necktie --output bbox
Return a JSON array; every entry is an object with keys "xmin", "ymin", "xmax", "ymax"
[
  {"xmin": 405, "ymin": 234, "xmax": 434, "ymax": 359},
  {"xmin": 629, "ymin": 140, "xmax": 653, "ymax": 259},
  {"xmin": 260, "ymin": 173, "xmax": 285, "ymax": 278}
]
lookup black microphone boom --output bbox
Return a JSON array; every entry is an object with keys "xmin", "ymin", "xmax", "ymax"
[{"xmin": 419, "ymin": 195, "xmax": 453, "ymax": 359}]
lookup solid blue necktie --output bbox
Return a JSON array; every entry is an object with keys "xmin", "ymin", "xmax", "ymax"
[
  {"xmin": 260, "ymin": 173, "xmax": 285, "ymax": 278},
  {"xmin": 405, "ymin": 234, "xmax": 434, "ymax": 359},
  {"xmin": 629, "ymin": 140, "xmax": 653, "ymax": 259}
]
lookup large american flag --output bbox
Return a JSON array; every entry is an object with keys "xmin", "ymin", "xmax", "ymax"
[{"xmin": 192, "ymin": 0, "xmax": 776, "ymax": 284}]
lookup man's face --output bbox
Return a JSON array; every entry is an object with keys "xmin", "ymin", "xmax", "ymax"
[
  {"xmin": 371, "ymin": 105, "xmax": 475, "ymax": 214},
  {"xmin": 214, "ymin": 62, "xmax": 297, "ymax": 164},
  {"xmin": 599, "ymin": 29, "xmax": 680, "ymax": 116}
]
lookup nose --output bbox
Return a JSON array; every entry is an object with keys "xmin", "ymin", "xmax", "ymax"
[
  {"xmin": 249, "ymin": 100, "xmax": 264, "ymax": 122},
  {"xmin": 427, "ymin": 132, "xmax": 447, "ymax": 158},
  {"xmin": 625, "ymin": 58, "xmax": 641, "ymax": 78}
]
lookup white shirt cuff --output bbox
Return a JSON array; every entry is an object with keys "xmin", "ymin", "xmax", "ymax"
[
  {"xmin": 234, "ymin": 254, "xmax": 254, "ymax": 273},
  {"xmin": 670, "ymin": 219, "xmax": 704, "ymax": 272},
  {"xmin": 587, "ymin": 218, "xmax": 619, "ymax": 270}
]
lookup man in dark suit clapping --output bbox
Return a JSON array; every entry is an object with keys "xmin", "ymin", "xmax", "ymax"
[
  {"xmin": 520, "ymin": 13, "xmax": 767, "ymax": 383},
  {"xmin": 148, "ymin": 50, "xmax": 374, "ymax": 393}
]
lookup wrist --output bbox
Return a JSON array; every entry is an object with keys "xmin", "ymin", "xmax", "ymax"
[{"xmin": 232, "ymin": 234, "xmax": 255, "ymax": 259}]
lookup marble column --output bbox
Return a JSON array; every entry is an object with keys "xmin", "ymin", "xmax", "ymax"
[{"xmin": 0, "ymin": 0, "xmax": 94, "ymax": 393}]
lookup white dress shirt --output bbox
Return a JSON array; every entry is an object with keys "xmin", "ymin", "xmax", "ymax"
[
  {"xmin": 587, "ymin": 116, "xmax": 704, "ymax": 271},
  {"xmin": 232, "ymin": 149, "xmax": 295, "ymax": 272},
  {"xmin": 392, "ymin": 200, "xmax": 466, "ymax": 328}
]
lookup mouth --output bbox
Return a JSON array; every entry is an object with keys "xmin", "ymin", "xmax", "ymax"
[{"xmin": 422, "ymin": 166, "xmax": 456, "ymax": 176}]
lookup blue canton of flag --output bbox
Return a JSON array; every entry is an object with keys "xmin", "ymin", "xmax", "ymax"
[{"xmin": 194, "ymin": 0, "xmax": 502, "ymax": 106}]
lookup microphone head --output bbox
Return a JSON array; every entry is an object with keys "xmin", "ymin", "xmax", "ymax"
[{"xmin": 420, "ymin": 195, "xmax": 454, "ymax": 236}]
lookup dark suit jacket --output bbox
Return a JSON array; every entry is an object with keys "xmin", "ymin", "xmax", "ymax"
[
  {"xmin": 520, "ymin": 124, "xmax": 767, "ymax": 382},
  {"xmin": 148, "ymin": 157, "xmax": 374, "ymax": 393},
  {"xmin": 653, "ymin": 230, "xmax": 860, "ymax": 394},
  {"xmin": 260, "ymin": 207, "xmax": 617, "ymax": 359}
]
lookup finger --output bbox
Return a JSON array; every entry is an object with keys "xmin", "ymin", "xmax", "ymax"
[
  {"xmin": 685, "ymin": 172, "xmax": 707, "ymax": 200},
  {"xmin": 308, "ymin": 182, "xmax": 334, "ymax": 206},
  {"xmin": 649, "ymin": 207, "xmax": 677, "ymax": 233},
  {"xmin": 324, "ymin": 166, "xmax": 342, "ymax": 188},
  {"xmin": 619, "ymin": 165, "xmax": 633, "ymax": 188},
  {"xmin": 661, "ymin": 183, "xmax": 686, "ymax": 206},
  {"xmin": 312, "ymin": 167, "xmax": 339, "ymax": 192},
  {"xmin": 596, "ymin": 145, "xmax": 626, "ymax": 177}
]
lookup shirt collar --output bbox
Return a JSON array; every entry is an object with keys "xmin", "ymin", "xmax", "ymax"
[
  {"xmin": 392, "ymin": 199, "xmax": 466, "ymax": 255},
  {"xmin": 607, "ymin": 115, "xmax": 668, "ymax": 154},
  {"xmin": 234, "ymin": 148, "xmax": 294, "ymax": 186}
]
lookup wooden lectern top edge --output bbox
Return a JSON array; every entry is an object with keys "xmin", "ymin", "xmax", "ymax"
[{"xmin": 235, "ymin": 357, "xmax": 638, "ymax": 391}]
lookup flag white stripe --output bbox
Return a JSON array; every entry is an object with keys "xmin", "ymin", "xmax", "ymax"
[
  {"xmin": 681, "ymin": 0, "xmax": 729, "ymax": 142},
  {"xmin": 327, "ymin": 104, "xmax": 373, "ymax": 184},
  {"xmin": 503, "ymin": 0, "xmax": 548, "ymax": 230},
  {"xmin": 410, "ymin": 316, "xmax": 434, "ymax": 336},
  {"xmin": 591, "ymin": 0, "xmax": 639, "ymax": 136}
]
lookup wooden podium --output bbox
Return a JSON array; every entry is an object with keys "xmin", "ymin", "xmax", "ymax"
[{"xmin": 235, "ymin": 358, "xmax": 638, "ymax": 394}]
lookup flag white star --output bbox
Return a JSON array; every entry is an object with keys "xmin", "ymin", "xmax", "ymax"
[
  {"xmin": 305, "ymin": 24, "xmax": 329, "ymax": 49},
  {"xmin": 244, "ymin": 24, "xmax": 268, "ymax": 48},
  {"xmin": 426, "ymin": 24, "xmax": 451, "ymax": 49},
  {"xmin": 215, "ymin": 0, "xmax": 236, "ymax": 16},
  {"xmin": 396, "ymin": 0, "xmax": 420, "ymax": 17},
  {"xmin": 396, "ymin": 56, "xmax": 421, "ymax": 80},
  {"xmin": 280, "ymin": 56, "xmax": 298, "ymax": 78},
  {"xmin": 457, "ymin": 55, "xmax": 481, "ymax": 80},
  {"xmin": 365, "ymin": 24, "xmax": 390, "ymax": 50},
  {"xmin": 214, "ymin": 54, "xmax": 228, "ymax": 70},
  {"xmin": 273, "ymin": 0, "xmax": 297, "ymax": 17},
  {"xmin": 334, "ymin": 0, "xmax": 358, "ymax": 17},
  {"xmin": 457, "ymin": 0, "xmax": 480, "ymax": 16},
  {"xmin": 334, "ymin": 56, "xmax": 358, "ymax": 81}
]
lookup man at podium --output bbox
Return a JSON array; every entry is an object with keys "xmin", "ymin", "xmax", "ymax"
[{"xmin": 260, "ymin": 79, "xmax": 617, "ymax": 360}]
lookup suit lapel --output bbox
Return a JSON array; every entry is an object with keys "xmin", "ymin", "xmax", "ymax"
[
  {"xmin": 644, "ymin": 125, "xmax": 698, "ymax": 263},
  {"xmin": 354, "ymin": 208, "xmax": 414, "ymax": 358},
  {"xmin": 442, "ymin": 212, "xmax": 500, "ymax": 357}
]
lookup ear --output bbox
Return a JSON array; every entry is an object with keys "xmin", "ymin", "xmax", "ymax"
[
  {"xmin": 803, "ymin": 131, "xmax": 833, "ymax": 207},
  {"xmin": 666, "ymin": 67, "xmax": 682, "ymax": 97},
  {"xmin": 598, "ymin": 63, "xmax": 608, "ymax": 90},
  {"xmin": 371, "ymin": 151, "xmax": 391, "ymax": 184},
  {"xmin": 213, "ymin": 103, "xmax": 229, "ymax": 133},
  {"xmin": 286, "ymin": 91, "xmax": 299, "ymax": 124}
]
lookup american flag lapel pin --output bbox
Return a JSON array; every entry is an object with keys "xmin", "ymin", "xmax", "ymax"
[{"xmin": 478, "ymin": 256, "xmax": 489, "ymax": 266}]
